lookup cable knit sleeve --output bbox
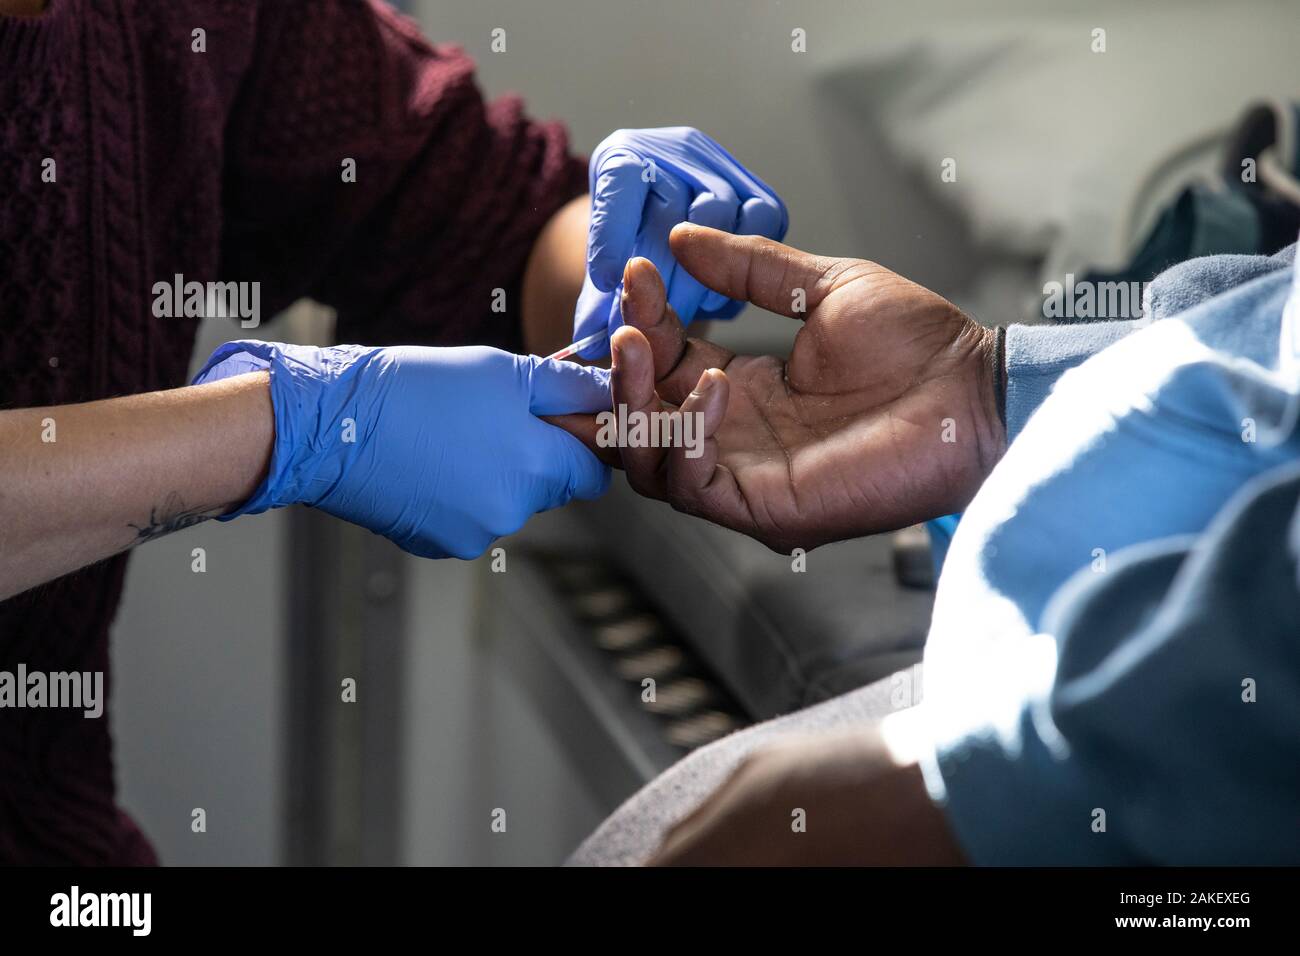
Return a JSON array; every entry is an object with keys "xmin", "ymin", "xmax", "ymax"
[{"xmin": 219, "ymin": 0, "xmax": 586, "ymax": 351}]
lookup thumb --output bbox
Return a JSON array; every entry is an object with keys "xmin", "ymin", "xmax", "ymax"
[
  {"xmin": 668, "ymin": 223, "xmax": 838, "ymax": 320},
  {"xmin": 524, "ymin": 355, "xmax": 611, "ymax": 416}
]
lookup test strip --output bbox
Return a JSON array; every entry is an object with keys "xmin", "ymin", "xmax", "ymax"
[{"xmin": 545, "ymin": 329, "xmax": 608, "ymax": 362}]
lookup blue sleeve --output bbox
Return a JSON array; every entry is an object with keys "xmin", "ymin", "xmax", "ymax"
[
  {"xmin": 1002, "ymin": 243, "xmax": 1296, "ymax": 443},
  {"xmin": 925, "ymin": 461, "xmax": 1300, "ymax": 865},
  {"xmin": 920, "ymin": 248, "xmax": 1300, "ymax": 864},
  {"xmin": 1004, "ymin": 321, "xmax": 1136, "ymax": 442}
]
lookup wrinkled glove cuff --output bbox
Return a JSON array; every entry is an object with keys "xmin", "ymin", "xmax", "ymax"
[{"xmin": 192, "ymin": 340, "xmax": 351, "ymax": 520}]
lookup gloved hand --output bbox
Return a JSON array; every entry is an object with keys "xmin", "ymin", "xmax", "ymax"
[
  {"xmin": 573, "ymin": 127, "xmax": 788, "ymax": 358},
  {"xmin": 192, "ymin": 341, "xmax": 611, "ymax": 559}
]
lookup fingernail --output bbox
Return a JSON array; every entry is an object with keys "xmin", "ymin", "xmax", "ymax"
[{"xmin": 690, "ymin": 369, "xmax": 717, "ymax": 398}]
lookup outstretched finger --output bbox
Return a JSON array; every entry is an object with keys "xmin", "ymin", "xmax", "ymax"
[
  {"xmin": 610, "ymin": 324, "xmax": 671, "ymax": 499},
  {"xmin": 621, "ymin": 256, "xmax": 734, "ymax": 406},
  {"xmin": 665, "ymin": 368, "xmax": 751, "ymax": 532}
]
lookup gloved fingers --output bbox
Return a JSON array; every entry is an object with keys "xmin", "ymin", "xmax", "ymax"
[
  {"xmin": 540, "ymin": 423, "xmax": 613, "ymax": 504},
  {"xmin": 669, "ymin": 224, "xmax": 831, "ymax": 320},
  {"xmin": 634, "ymin": 173, "xmax": 690, "ymax": 317},
  {"xmin": 610, "ymin": 325, "xmax": 670, "ymax": 500},
  {"xmin": 702, "ymin": 136, "xmax": 780, "ymax": 234},
  {"xmin": 735, "ymin": 193, "xmax": 787, "ymax": 241},
  {"xmin": 572, "ymin": 274, "xmax": 617, "ymax": 357},
  {"xmin": 622, "ymin": 256, "xmax": 733, "ymax": 406},
  {"xmin": 667, "ymin": 188, "xmax": 740, "ymax": 323},
  {"xmin": 696, "ymin": 134, "xmax": 788, "ymax": 235},
  {"xmin": 588, "ymin": 151, "xmax": 652, "ymax": 292},
  {"xmin": 699, "ymin": 196, "xmax": 787, "ymax": 313},
  {"xmin": 722, "ymin": 171, "xmax": 786, "ymax": 234},
  {"xmin": 698, "ymin": 297, "xmax": 745, "ymax": 320},
  {"xmin": 583, "ymin": 285, "xmax": 624, "ymax": 360},
  {"xmin": 583, "ymin": 172, "xmax": 690, "ymax": 355},
  {"xmin": 525, "ymin": 354, "xmax": 612, "ymax": 416},
  {"xmin": 698, "ymin": 291, "xmax": 731, "ymax": 316},
  {"xmin": 665, "ymin": 368, "xmax": 749, "ymax": 530},
  {"xmin": 456, "ymin": 426, "xmax": 609, "ymax": 545},
  {"xmin": 541, "ymin": 413, "xmax": 624, "ymax": 468},
  {"xmin": 392, "ymin": 527, "xmax": 460, "ymax": 561}
]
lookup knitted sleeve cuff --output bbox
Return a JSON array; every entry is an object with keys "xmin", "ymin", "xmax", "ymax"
[{"xmin": 1004, "ymin": 321, "xmax": 1138, "ymax": 442}]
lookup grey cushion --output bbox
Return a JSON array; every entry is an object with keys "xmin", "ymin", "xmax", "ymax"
[{"xmin": 571, "ymin": 481, "xmax": 933, "ymax": 720}]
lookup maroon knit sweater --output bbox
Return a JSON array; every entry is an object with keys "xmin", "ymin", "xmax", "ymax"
[{"xmin": 0, "ymin": 0, "xmax": 585, "ymax": 864}]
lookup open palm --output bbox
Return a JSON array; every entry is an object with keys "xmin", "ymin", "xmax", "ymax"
[{"xmin": 603, "ymin": 225, "xmax": 1004, "ymax": 553}]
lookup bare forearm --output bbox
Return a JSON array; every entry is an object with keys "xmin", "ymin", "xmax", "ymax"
[
  {"xmin": 522, "ymin": 194, "xmax": 589, "ymax": 357},
  {"xmin": 521, "ymin": 193, "xmax": 716, "ymax": 359},
  {"xmin": 649, "ymin": 727, "xmax": 966, "ymax": 866},
  {"xmin": 0, "ymin": 372, "xmax": 273, "ymax": 599}
]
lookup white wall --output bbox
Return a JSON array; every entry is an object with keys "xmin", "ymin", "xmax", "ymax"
[
  {"xmin": 111, "ymin": 315, "xmax": 290, "ymax": 866},
  {"xmin": 413, "ymin": 0, "xmax": 993, "ymax": 348}
]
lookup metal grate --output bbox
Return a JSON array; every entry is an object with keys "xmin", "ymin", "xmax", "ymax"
[{"xmin": 541, "ymin": 556, "xmax": 749, "ymax": 756}]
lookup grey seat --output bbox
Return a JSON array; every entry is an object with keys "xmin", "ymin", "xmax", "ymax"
[{"xmin": 571, "ymin": 480, "xmax": 934, "ymax": 721}]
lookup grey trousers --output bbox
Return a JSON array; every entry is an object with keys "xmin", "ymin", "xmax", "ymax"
[{"xmin": 567, "ymin": 670, "xmax": 913, "ymax": 866}]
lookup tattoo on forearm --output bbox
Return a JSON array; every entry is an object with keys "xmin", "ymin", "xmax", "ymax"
[{"xmin": 129, "ymin": 491, "xmax": 217, "ymax": 544}]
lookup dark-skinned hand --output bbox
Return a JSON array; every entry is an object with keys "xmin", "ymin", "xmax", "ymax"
[
  {"xmin": 557, "ymin": 224, "xmax": 1005, "ymax": 553},
  {"xmin": 647, "ymin": 729, "xmax": 966, "ymax": 866}
]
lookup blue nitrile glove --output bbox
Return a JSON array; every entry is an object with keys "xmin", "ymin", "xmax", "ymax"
[
  {"xmin": 573, "ymin": 127, "xmax": 788, "ymax": 357},
  {"xmin": 192, "ymin": 341, "xmax": 611, "ymax": 559}
]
